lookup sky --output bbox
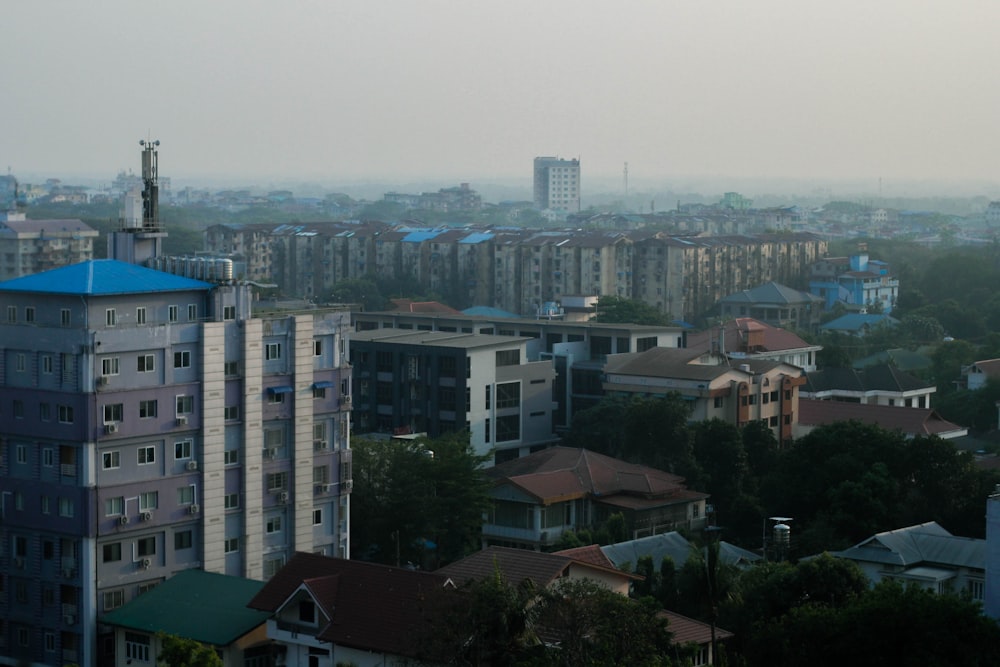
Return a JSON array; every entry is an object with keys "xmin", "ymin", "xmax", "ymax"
[{"xmin": 4, "ymin": 1, "xmax": 1000, "ymax": 193}]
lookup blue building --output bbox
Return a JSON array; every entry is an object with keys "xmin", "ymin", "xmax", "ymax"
[{"xmin": 809, "ymin": 253, "xmax": 899, "ymax": 314}]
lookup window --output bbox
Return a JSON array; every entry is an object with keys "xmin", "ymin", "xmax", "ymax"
[
  {"xmin": 267, "ymin": 391, "xmax": 285, "ymax": 405},
  {"xmin": 313, "ymin": 508, "xmax": 323, "ymax": 525},
  {"xmin": 105, "ymin": 496, "xmax": 124, "ymax": 516},
  {"xmin": 224, "ymin": 449, "xmax": 239, "ymax": 465},
  {"xmin": 105, "ymin": 590, "xmax": 125, "ymax": 611},
  {"xmin": 15, "ymin": 354, "xmax": 25, "ymax": 372},
  {"xmin": 139, "ymin": 400, "xmax": 157, "ymax": 418},
  {"xmin": 175, "ymin": 395, "xmax": 194, "ymax": 415},
  {"xmin": 136, "ymin": 307, "xmax": 146, "ymax": 325},
  {"xmin": 139, "ymin": 491, "xmax": 158, "ymax": 511},
  {"xmin": 224, "ymin": 537, "xmax": 239, "ymax": 553},
  {"xmin": 106, "ymin": 308, "xmax": 117, "ymax": 326},
  {"xmin": 58, "ymin": 497, "xmax": 75, "ymax": 517},
  {"xmin": 103, "ymin": 403, "xmax": 124, "ymax": 423},
  {"xmin": 61, "ymin": 308, "xmax": 71, "ymax": 326},
  {"xmin": 314, "ymin": 340, "xmax": 322, "ymax": 356},
  {"xmin": 103, "ymin": 450, "xmax": 120, "ymax": 470},
  {"xmin": 496, "ymin": 349, "xmax": 520, "ymax": 367},
  {"xmin": 299, "ymin": 600, "xmax": 316, "ymax": 623},
  {"xmin": 42, "ymin": 448, "xmax": 53, "ymax": 467},
  {"xmin": 177, "ymin": 486, "xmax": 195, "ymax": 505},
  {"xmin": 173, "ymin": 351, "xmax": 191, "ymax": 368},
  {"xmin": 102, "ymin": 357, "xmax": 120, "ymax": 376},
  {"xmin": 224, "ymin": 493, "xmax": 240, "ymax": 509},
  {"xmin": 41, "ymin": 355, "xmax": 52, "ymax": 374},
  {"xmin": 496, "ymin": 414, "xmax": 520, "ymax": 442},
  {"xmin": 312, "ymin": 386, "xmax": 326, "ymax": 399},
  {"xmin": 16, "ymin": 444, "xmax": 26, "ymax": 464},
  {"xmin": 264, "ymin": 557, "xmax": 285, "ymax": 578},
  {"xmin": 223, "ymin": 305, "xmax": 236, "ymax": 320},
  {"xmin": 174, "ymin": 440, "xmax": 192, "ymax": 460},
  {"xmin": 224, "ymin": 361, "xmax": 239, "ymax": 376},
  {"xmin": 102, "ymin": 542, "xmax": 122, "ymax": 563},
  {"xmin": 168, "ymin": 305, "xmax": 178, "ymax": 322},
  {"xmin": 495, "ymin": 382, "xmax": 521, "ymax": 409},
  {"xmin": 265, "ymin": 343, "xmax": 282, "ymax": 360},
  {"xmin": 136, "ymin": 536, "xmax": 156, "ymax": 557},
  {"xmin": 137, "ymin": 354, "xmax": 154, "ymax": 372},
  {"xmin": 224, "ymin": 405, "xmax": 239, "ymax": 420},
  {"xmin": 41, "ymin": 495, "xmax": 51, "ymax": 514},
  {"xmin": 6, "ymin": 305, "xmax": 15, "ymax": 322},
  {"xmin": 485, "ymin": 418, "xmax": 490, "ymax": 443},
  {"xmin": 14, "ymin": 491, "xmax": 23, "ymax": 510},
  {"xmin": 313, "ymin": 423, "xmax": 327, "ymax": 451},
  {"xmin": 266, "ymin": 515, "xmax": 282, "ymax": 533},
  {"xmin": 174, "ymin": 530, "xmax": 193, "ymax": 550},
  {"xmin": 13, "ymin": 399, "xmax": 23, "ymax": 418},
  {"xmin": 138, "ymin": 446, "xmax": 156, "ymax": 465},
  {"xmin": 39, "ymin": 403, "xmax": 51, "ymax": 421},
  {"xmin": 266, "ymin": 472, "xmax": 288, "ymax": 492},
  {"xmin": 313, "ymin": 465, "xmax": 329, "ymax": 485},
  {"xmin": 125, "ymin": 632, "xmax": 150, "ymax": 662},
  {"xmin": 187, "ymin": 304, "xmax": 198, "ymax": 321},
  {"xmin": 44, "ymin": 632, "xmax": 54, "ymax": 653}
]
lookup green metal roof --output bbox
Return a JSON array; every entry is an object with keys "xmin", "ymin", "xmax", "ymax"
[{"xmin": 100, "ymin": 569, "xmax": 272, "ymax": 646}]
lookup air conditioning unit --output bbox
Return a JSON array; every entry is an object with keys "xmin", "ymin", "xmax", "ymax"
[
  {"xmin": 278, "ymin": 491, "xmax": 289, "ymax": 503},
  {"xmin": 140, "ymin": 557, "xmax": 151, "ymax": 569},
  {"xmin": 188, "ymin": 504, "xmax": 200, "ymax": 514},
  {"xmin": 64, "ymin": 615, "xmax": 76, "ymax": 625},
  {"xmin": 104, "ymin": 423, "xmax": 119, "ymax": 434},
  {"xmin": 97, "ymin": 376, "xmax": 109, "ymax": 387},
  {"xmin": 176, "ymin": 415, "xmax": 188, "ymax": 426},
  {"xmin": 118, "ymin": 515, "xmax": 130, "ymax": 526},
  {"xmin": 186, "ymin": 460, "xmax": 198, "ymax": 471},
  {"xmin": 141, "ymin": 511, "xmax": 153, "ymax": 521},
  {"xmin": 340, "ymin": 395, "xmax": 352, "ymax": 406},
  {"xmin": 343, "ymin": 479, "xmax": 354, "ymax": 492}
]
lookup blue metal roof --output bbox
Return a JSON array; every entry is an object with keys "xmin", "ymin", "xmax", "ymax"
[
  {"xmin": 268, "ymin": 386, "xmax": 294, "ymax": 394},
  {"xmin": 402, "ymin": 230, "xmax": 444, "ymax": 243},
  {"xmin": 0, "ymin": 260, "xmax": 213, "ymax": 296},
  {"xmin": 313, "ymin": 381, "xmax": 334, "ymax": 389},
  {"xmin": 459, "ymin": 232, "xmax": 495, "ymax": 244}
]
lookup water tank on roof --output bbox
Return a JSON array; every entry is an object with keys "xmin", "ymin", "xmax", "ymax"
[{"xmin": 773, "ymin": 523, "xmax": 791, "ymax": 550}]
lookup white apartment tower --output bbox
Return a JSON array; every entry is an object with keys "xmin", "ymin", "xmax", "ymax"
[{"xmin": 533, "ymin": 157, "xmax": 581, "ymax": 213}]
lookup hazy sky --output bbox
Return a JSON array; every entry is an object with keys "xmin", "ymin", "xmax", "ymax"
[{"xmin": 4, "ymin": 1, "xmax": 1000, "ymax": 191}]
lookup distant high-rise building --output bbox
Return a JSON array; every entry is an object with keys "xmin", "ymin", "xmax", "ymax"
[{"xmin": 533, "ymin": 157, "xmax": 580, "ymax": 212}]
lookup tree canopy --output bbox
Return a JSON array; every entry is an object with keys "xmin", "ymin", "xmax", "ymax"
[{"xmin": 593, "ymin": 296, "xmax": 672, "ymax": 326}]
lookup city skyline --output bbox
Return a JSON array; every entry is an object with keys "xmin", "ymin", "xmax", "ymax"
[{"xmin": 4, "ymin": 1, "xmax": 1000, "ymax": 193}]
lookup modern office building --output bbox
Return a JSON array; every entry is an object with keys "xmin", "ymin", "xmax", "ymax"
[{"xmin": 533, "ymin": 156, "xmax": 581, "ymax": 212}]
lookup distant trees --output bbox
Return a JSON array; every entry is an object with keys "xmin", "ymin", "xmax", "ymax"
[
  {"xmin": 593, "ymin": 296, "xmax": 672, "ymax": 326},
  {"xmin": 156, "ymin": 634, "xmax": 222, "ymax": 667}
]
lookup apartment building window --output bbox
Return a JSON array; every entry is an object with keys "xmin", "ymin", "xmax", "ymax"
[
  {"xmin": 177, "ymin": 486, "xmax": 195, "ymax": 506},
  {"xmin": 495, "ymin": 382, "xmax": 520, "ymax": 409},
  {"xmin": 312, "ymin": 386, "xmax": 326, "ymax": 399},
  {"xmin": 168, "ymin": 305, "xmax": 178, "ymax": 322},
  {"xmin": 265, "ymin": 343, "xmax": 282, "ymax": 360},
  {"xmin": 103, "ymin": 403, "xmax": 124, "ymax": 423},
  {"xmin": 15, "ymin": 354, "xmax": 25, "ymax": 373},
  {"xmin": 104, "ymin": 589, "xmax": 125, "ymax": 611},
  {"xmin": 41, "ymin": 495, "xmax": 51, "ymax": 514},
  {"xmin": 174, "ymin": 440, "xmax": 192, "ymax": 460},
  {"xmin": 106, "ymin": 308, "xmax": 117, "ymax": 326},
  {"xmin": 485, "ymin": 418, "xmax": 490, "ymax": 443},
  {"xmin": 174, "ymin": 530, "xmax": 193, "ymax": 550},
  {"xmin": 125, "ymin": 632, "xmax": 150, "ymax": 662},
  {"xmin": 16, "ymin": 627, "xmax": 28, "ymax": 647},
  {"xmin": 136, "ymin": 307, "xmax": 146, "ymax": 325},
  {"xmin": 40, "ymin": 403, "xmax": 51, "ymax": 421},
  {"xmin": 14, "ymin": 491, "xmax": 24, "ymax": 510},
  {"xmin": 58, "ymin": 404, "xmax": 74, "ymax": 423},
  {"xmin": 13, "ymin": 400, "xmax": 23, "ymax": 419},
  {"xmin": 175, "ymin": 395, "xmax": 194, "ymax": 415},
  {"xmin": 44, "ymin": 632, "xmax": 54, "ymax": 653},
  {"xmin": 495, "ymin": 414, "xmax": 520, "ymax": 442},
  {"xmin": 313, "ymin": 465, "xmax": 329, "ymax": 485},
  {"xmin": 6, "ymin": 305, "xmax": 15, "ymax": 322},
  {"xmin": 173, "ymin": 350, "xmax": 191, "ymax": 368},
  {"xmin": 313, "ymin": 423, "xmax": 327, "ymax": 450},
  {"xmin": 224, "ymin": 537, "xmax": 239, "ymax": 554},
  {"xmin": 313, "ymin": 508, "xmax": 323, "ymax": 525},
  {"xmin": 224, "ymin": 449, "xmax": 239, "ymax": 465},
  {"xmin": 105, "ymin": 496, "xmax": 124, "ymax": 516},
  {"xmin": 16, "ymin": 444, "xmax": 27, "ymax": 464},
  {"xmin": 224, "ymin": 361, "xmax": 239, "ymax": 376},
  {"xmin": 41, "ymin": 355, "xmax": 52, "ymax": 374},
  {"xmin": 139, "ymin": 400, "xmax": 157, "ymax": 418},
  {"xmin": 224, "ymin": 405, "xmax": 239, "ymax": 420},
  {"xmin": 102, "ymin": 357, "xmax": 120, "ymax": 376},
  {"xmin": 138, "ymin": 446, "xmax": 156, "ymax": 465},
  {"xmin": 58, "ymin": 497, "xmax": 75, "ymax": 517},
  {"xmin": 136, "ymin": 537, "xmax": 156, "ymax": 557},
  {"xmin": 187, "ymin": 304, "xmax": 198, "ymax": 321},
  {"xmin": 223, "ymin": 305, "xmax": 236, "ymax": 320},
  {"xmin": 266, "ymin": 472, "xmax": 288, "ymax": 492},
  {"xmin": 314, "ymin": 340, "xmax": 322, "ymax": 356},
  {"xmin": 102, "ymin": 542, "xmax": 122, "ymax": 563},
  {"xmin": 266, "ymin": 515, "xmax": 282, "ymax": 534},
  {"xmin": 61, "ymin": 308, "xmax": 71, "ymax": 326},
  {"xmin": 224, "ymin": 493, "xmax": 240, "ymax": 509},
  {"xmin": 103, "ymin": 451, "xmax": 120, "ymax": 470},
  {"xmin": 495, "ymin": 349, "xmax": 520, "ymax": 367},
  {"xmin": 137, "ymin": 354, "xmax": 154, "ymax": 373},
  {"xmin": 42, "ymin": 448, "xmax": 53, "ymax": 467}
]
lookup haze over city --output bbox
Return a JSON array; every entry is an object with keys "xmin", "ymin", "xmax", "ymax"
[{"xmin": 4, "ymin": 1, "xmax": 1000, "ymax": 196}]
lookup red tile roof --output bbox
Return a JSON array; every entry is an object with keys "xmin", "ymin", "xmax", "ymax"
[
  {"xmin": 658, "ymin": 610, "xmax": 734, "ymax": 645},
  {"xmin": 247, "ymin": 552, "xmax": 448, "ymax": 657},
  {"xmin": 437, "ymin": 546, "xmax": 638, "ymax": 590},
  {"xmin": 686, "ymin": 318, "xmax": 813, "ymax": 355},
  {"xmin": 797, "ymin": 399, "xmax": 967, "ymax": 438},
  {"xmin": 552, "ymin": 544, "xmax": 617, "ymax": 569},
  {"xmin": 389, "ymin": 298, "xmax": 461, "ymax": 314}
]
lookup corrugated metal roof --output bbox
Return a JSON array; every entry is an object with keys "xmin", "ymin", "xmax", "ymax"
[
  {"xmin": 0, "ymin": 259, "xmax": 212, "ymax": 296},
  {"xmin": 832, "ymin": 522, "xmax": 984, "ymax": 570}
]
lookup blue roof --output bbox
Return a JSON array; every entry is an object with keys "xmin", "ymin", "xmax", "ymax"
[
  {"xmin": 462, "ymin": 306, "xmax": 519, "ymax": 318},
  {"xmin": 402, "ymin": 230, "xmax": 444, "ymax": 243},
  {"xmin": 459, "ymin": 232, "xmax": 495, "ymax": 244},
  {"xmin": 0, "ymin": 260, "xmax": 213, "ymax": 296},
  {"xmin": 820, "ymin": 313, "xmax": 899, "ymax": 333}
]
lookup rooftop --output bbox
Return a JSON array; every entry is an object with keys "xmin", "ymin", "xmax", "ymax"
[
  {"xmin": 797, "ymin": 399, "xmax": 967, "ymax": 439},
  {"xmin": 0, "ymin": 259, "xmax": 212, "ymax": 296}
]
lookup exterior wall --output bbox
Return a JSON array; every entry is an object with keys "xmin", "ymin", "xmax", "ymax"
[{"xmin": 0, "ymin": 226, "xmax": 98, "ymax": 280}]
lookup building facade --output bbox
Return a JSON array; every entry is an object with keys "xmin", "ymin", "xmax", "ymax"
[
  {"xmin": 533, "ymin": 157, "xmax": 581, "ymax": 212},
  {"xmin": 0, "ymin": 212, "xmax": 98, "ymax": 280},
  {"xmin": 0, "ymin": 260, "xmax": 353, "ymax": 666}
]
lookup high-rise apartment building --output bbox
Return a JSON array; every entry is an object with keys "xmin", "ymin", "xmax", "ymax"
[{"xmin": 533, "ymin": 157, "xmax": 581, "ymax": 212}]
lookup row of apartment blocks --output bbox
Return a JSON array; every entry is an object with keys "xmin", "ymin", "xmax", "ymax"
[{"xmin": 205, "ymin": 222, "xmax": 828, "ymax": 322}]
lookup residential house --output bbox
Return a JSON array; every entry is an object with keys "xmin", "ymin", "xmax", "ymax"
[
  {"xmin": 809, "ymin": 253, "xmax": 899, "ymax": 314},
  {"xmin": 801, "ymin": 364, "xmax": 935, "ymax": 408},
  {"xmin": 686, "ymin": 317, "xmax": 822, "ymax": 372},
  {"xmin": 795, "ymin": 399, "xmax": 968, "ymax": 440},
  {"xmin": 831, "ymin": 522, "xmax": 985, "ymax": 601},
  {"xmin": 482, "ymin": 447, "xmax": 709, "ymax": 550},
  {"xmin": 598, "ymin": 532, "xmax": 761, "ymax": 573},
  {"xmin": 602, "ymin": 347, "xmax": 806, "ymax": 441},
  {"xmin": 246, "ymin": 552, "xmax": 449, "ymax": 667},
  {"xmin": 717, "ymin": 281, "xmax": 824, "ymax": 331},
  {"xmin": 962, "ymin": 358, "xmax": 1000, "ymax": 391},
  {"xmin": 100, "ymin": 569, "xmax": 272, "ymax": 667},
  {"xmin": 819, "ymin": 312, "xmax": 900, "ymax": 336}
]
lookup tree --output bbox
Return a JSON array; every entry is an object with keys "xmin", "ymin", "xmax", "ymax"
[
  {"xmin": 593, "ymin": 296, "xmax": 671, "ymax": 326},
  {"xmin": 325, "ymin": 278, "xmax": 388, "ymax": 311},
  {"xmin": 157, "ymin": 634, "xmax": 222, "ymax": 667},
  {"xmin": 691, "ymin": 419, "xmax": 747, "ymax": 516}
]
